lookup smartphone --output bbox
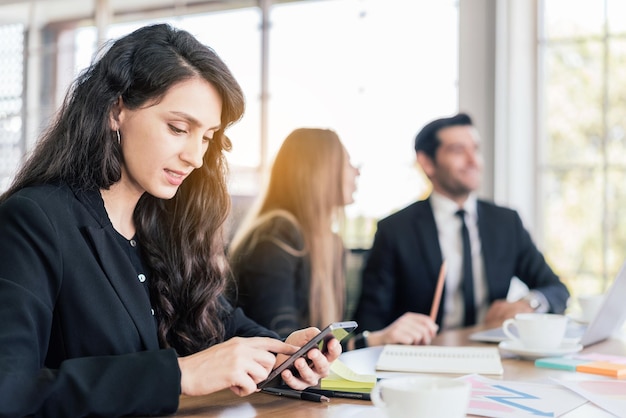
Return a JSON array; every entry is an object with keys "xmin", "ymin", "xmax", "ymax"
[{"xmin": 257, "ymin": 320, "xmax": 358, "ymax": 389}]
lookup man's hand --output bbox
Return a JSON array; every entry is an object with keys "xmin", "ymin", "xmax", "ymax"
[
  {"xmin": 366, "ymin": 312, "xmax": 439, "ymax": 347},
  {"xmin": 483, "ymin": 299, "xmax": 534, "ymax": 327}
]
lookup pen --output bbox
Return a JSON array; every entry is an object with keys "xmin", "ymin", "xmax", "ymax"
[
  {"xmin": 261, "ymin": 387, "xmax": 330, "ymax": 403},
  {"xmin": 430, "ymin": 260, "xmax": 447, "ymax": 321},
  {"xmin": 303, "ymin": 388, "xmax": 371, "ymax": 401}
]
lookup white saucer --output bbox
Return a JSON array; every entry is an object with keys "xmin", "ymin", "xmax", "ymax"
[
  {"xmin": 498, "ymin": 340, "xmax": 583, "ymax": 360},
  {"xmin": 567, "ymin": 313, "xmax": 592, "ymax": 324}
]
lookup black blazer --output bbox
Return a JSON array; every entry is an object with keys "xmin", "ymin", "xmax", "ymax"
[
  {"xmin": 229, "ymin": 215, "xmax": 312, "ymax": 339},
  {"xmin": 354, "ymin": 199, "xmax": 570, "ymax": 331},
  {"xmin": 0, "ymin": 183, "xmax": 275, "ymax": 417}
]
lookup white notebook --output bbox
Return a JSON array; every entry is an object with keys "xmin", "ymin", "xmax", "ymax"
[{"xmin": 376, "ymin": 345, "xmax": 504, "ymax": 375}]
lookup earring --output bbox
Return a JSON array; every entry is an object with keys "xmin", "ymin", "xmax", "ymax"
[{"xmin": 116, "ymin": 130, "xmax": 121, "ymax": 145}]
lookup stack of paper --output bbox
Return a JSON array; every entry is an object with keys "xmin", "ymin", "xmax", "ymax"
[{"xmin": 321, "ymin": 359, "xmax": 377, "ymax": 391}]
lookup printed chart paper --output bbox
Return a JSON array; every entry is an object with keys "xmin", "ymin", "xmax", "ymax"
[{"xmin": 460, "ymin": 375, "xmax": 587, "ymax": 417}]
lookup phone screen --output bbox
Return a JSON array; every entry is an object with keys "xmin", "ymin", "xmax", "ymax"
[{"xmin": 257, "ymin": 320, "xmax": 358, "ymax": 388}]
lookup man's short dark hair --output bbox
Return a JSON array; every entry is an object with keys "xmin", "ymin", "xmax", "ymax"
[{"xmin": 414, "ymin": 113, "xmax": 473, "ymax": 160}]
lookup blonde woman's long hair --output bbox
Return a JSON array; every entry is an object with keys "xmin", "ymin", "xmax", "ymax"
[{"xmin": 229, "ymin": 128, "xmax": 347, "ymax": 328}]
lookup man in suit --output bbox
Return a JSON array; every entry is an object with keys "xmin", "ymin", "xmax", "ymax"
[{"xmin": 349, "ymin": 113, "xmax": 570, "ymax": 349}]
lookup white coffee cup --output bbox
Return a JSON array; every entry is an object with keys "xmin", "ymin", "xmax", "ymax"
[
  {"xmin": 371, "ymin": 375, "xmax": 471, "ymax": 418},
  {"xmin": 502, "ymin": 313, "xmax": 568, "ymax": 350},
  {"xmin": 577, "ymin": 293, "xmax": 604, "ymax": 322}
]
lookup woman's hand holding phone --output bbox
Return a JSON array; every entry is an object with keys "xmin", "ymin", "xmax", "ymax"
[
  {"xmin": 178, "ymin": 322, "xmax": 355, "ymax": 397},
  {"xmin": 278, "ymin": 327, "xmax": 341, "ymax": 390},
  {"xmin": 257, "ymin": 321, "xmax": 357, "ymax": 389}
]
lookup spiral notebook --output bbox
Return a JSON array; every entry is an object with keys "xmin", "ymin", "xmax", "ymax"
[{"xmin": 376, "ymin": 345, "xmax": 504, "ymax": 375}]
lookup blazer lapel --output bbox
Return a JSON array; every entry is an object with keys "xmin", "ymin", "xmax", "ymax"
[
  {"xmin": 476, "ymin": 201, "xmax": 497, "ymax": 300},
  {"xmin": 84, "ymin": 225, "xmax": 159, "ymax": 350},
  {"xmin": 414, "ymin": 199, "xmax": 445, "ymax": 324},
  {"xmin": 72, "ymin": 186, "xmax": 159, "ymax": 350},
  {"xmin": 414, "ymin": 199, "xmax": 444, "ymax": 277}
]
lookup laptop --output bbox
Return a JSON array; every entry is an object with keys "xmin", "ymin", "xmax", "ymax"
[{"xmin": 470, "ymin": 260, "xmax": 626, "ymax": 347}]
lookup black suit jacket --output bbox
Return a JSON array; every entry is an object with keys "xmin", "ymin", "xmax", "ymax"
[
  {"xmin": 354, "ymin": 199, "xmax": 570, "ymax": 331},
  {"xmin": 229, "ymin": 216, "xmax": 312, "ymax": 339},
  {"xmin": 0, "ymin": 183, "xmax": 275, "ymax": 417}
]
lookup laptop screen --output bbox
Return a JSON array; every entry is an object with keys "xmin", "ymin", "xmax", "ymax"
[{"xmin": 579, "ymin": 261, "xmax": 626, "ymax": 346}]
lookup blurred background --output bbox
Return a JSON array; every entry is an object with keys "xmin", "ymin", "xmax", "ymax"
[{"xmin": 1, "ymin": 0, "xmax": 625, "ymax": 304}]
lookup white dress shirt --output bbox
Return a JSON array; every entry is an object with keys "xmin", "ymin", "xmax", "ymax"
[{"xmin": 430, "ymin": 192, "xmax": 488, "ymax": 329}]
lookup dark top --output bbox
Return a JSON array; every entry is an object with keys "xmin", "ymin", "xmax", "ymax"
[
  {"xmin": 0, "ymin": 183, "xmax": 276, "ymax": 417},
  {"xmin": 229, "ymin": 216, "xmax": 311, "ymax": 339},
  {"xmin": 354, "ymin": 198, "xmax": 570, "ymax": 331}
]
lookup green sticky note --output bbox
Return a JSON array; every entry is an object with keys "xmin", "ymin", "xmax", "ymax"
[{"xmin": 534, "ymin": 357, "xmax": 588, "ymax": 371}]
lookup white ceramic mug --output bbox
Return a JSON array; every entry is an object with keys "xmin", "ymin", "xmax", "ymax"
[
  {"xmin": 502, "ymin": 313, "xmax": 568, "ymax": 350},
  {"xmin": 370, "ymin": 376, "xmax": 471, "ymax": 418},
  {"xmin": 577, "ymin": 293, "xmax": 604, "ymax": 322}
]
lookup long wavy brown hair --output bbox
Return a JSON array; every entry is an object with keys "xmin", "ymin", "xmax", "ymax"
[
  {"xmin": 229, "ymin": 128, "xmax": 347, "ymax": 329},
  {"xmin": 1, "ymin": 24, "xmax": 244, "ymax": 355}
]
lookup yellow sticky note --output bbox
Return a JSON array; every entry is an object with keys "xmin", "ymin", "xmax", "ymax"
[{"xmin": 321, "ymin": 359, "xmax": 377, "ymax": 390}]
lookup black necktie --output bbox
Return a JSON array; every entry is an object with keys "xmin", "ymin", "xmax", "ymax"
[{"xmin": 456, "ymin": 209, "xmax": 476, "ymax": 326}]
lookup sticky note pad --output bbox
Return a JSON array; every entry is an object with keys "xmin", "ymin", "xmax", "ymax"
[
  {"xmin": 576, "ymin": 361, "xmax": 626, "ymax": 378},
  {"xmin": 321, "ymin": 359, "xmax": 377, "ymax": 390},
  {"xmin": 535, "ymin": 357, "xmax": 588, "ymax": 371}
]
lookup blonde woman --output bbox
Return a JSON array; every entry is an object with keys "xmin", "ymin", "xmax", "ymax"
[{"xmin": 229, "ymin": 128, "xmax": 359, "ymax": 338}]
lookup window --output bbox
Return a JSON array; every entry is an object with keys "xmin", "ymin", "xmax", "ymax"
[
  {"xmin": 539, "ymin": 0, "xmax": 626, "ymax": 295},
  {"xmin": 269, "ymin": 0, "xmax": 458, "ymax": 248},
  {"xmin": 0, "ymin": 24, "xmax": 24, "ymax": 191},
  {"xmin": 1, "ymin": 0, "xmax": 458, "ymax": 251}
]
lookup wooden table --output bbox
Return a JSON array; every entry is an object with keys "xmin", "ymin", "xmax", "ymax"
[{"xmin": 175, "ymin": 326, "xmax": 626, "ymax": 417}]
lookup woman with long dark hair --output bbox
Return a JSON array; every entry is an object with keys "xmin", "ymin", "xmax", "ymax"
[{"xmin": 0, "ymin": 24, "xmax": 339, "ymax": 417}]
